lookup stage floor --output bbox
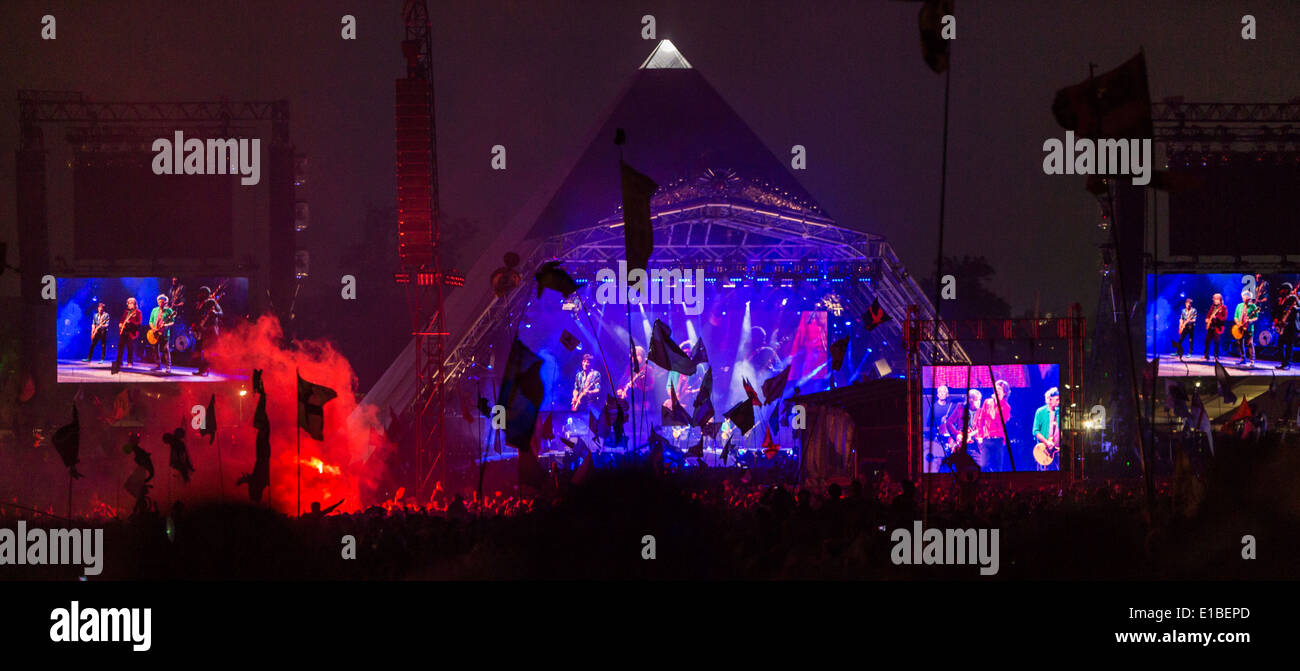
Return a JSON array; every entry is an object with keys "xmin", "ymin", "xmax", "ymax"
[
  {"xmin": 56, "ymin": 359, "xmax": 240, "ymax": 383},
  {"xmin": 1153, "ymin": 354, "xmax": 1300, "ymax": 378}
]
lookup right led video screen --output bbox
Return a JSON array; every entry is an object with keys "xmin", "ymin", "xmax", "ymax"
[{"xmin": 1146, "ymin": 273, "xmax": 1300, "ymax": 377}]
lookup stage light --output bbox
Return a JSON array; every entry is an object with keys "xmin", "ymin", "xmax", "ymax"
[{"xmin": 239, "ymin": 389, "xmax": 248, "ymax": 397}]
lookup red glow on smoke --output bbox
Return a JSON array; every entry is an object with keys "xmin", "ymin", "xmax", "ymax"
[{"xmin": 208, "ymin": 315, "xmax": 392, "ymax": 514}]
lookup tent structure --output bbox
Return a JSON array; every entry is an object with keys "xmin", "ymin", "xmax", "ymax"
[{"xmin": 361, "ymin": 40, "xmax": 963, "ymax": 441}]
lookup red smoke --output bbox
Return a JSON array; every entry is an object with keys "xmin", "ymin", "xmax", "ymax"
[{"xmin": 209, "ymin": 315, "xmax": 391, "ymax": 514}]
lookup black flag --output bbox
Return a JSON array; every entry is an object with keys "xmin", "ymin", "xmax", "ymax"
[
  {"xmin": 829, "ymin": 336, "xmax": 850, "ymax": 371},
  {"xmin": 500, "ymin": 339, "xmax": 546, "ymax": 451},
  {"xmin": 1215, "ymin": 360, "xmax": 1236, "ymax": 405},
  {"xmin": 199, "ymin": 393, "xmax": 217, "ymax": 444},
  {"xmin": 297, "ymin": 373, "xmax": 338, "ymax": 441},
  {"xmin": 1052, "ymin": 52, "xmax": 1153, "ymax": 140},
  {"xmin": 692, "ymin": 397, "xmax": 715, "ymax": 429},
  {"xmin": 535, "ymin": 260, "xmax": 579, "ymax": 298},
  {"xmin": 918, "ymin": 0, "xmax": 955, "ymax": 74},
  {"xmin": 690, "ymin": 340, "xmax": 709, "ymax": 367},
  {"xmin": 724, "ymin": 398, "xmax": 757, "ymax": 436},
  {"xmin": 621, "ymin": 161, "xmax": 659, "ymax": 274},
  {"xmin": 52, "ymin": 405, "xmax": 83, "ymax": 479},
  {"xmin": 762, "ymin": 365, "xmax": 792, "ymax": 405},
  {"xmin": 648, "ymin": 319, "xmax": 696, "ymax": 374},
  {"xmin": 694, "ymin": 367, "xmax": 713, "ymax": 409}
]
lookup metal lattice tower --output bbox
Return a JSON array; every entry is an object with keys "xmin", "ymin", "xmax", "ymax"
[{"xmin": 395, "ymin": 0, "xmax": 448, "ymax": 496}]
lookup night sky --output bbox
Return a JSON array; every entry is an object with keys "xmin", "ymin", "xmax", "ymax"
[{"xmin": 3, "ymin": 0, "xmax": 1297, "ymax": 387}]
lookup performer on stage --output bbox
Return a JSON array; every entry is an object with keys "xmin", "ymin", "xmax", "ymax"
[
  {"xmin": 1031, "ymin": 387, "xmax": 1061, "ymax": 472},
  {"xmin": 111, "ymin": 297, "xmax": 143, "ymax": 375},
  {"xmin": 192, "ymin": 285, "xmax": 223, "ymax": 376},
  {"xmin": 83, "ymin": 302, "xmax": 110, "ymax": 363},
  {"xmin": 617, "ymin": 346, "xmax": 653, "ymax": 400},
  {"xmin": 1203, "ymin": 293, "xmax": 1227, "ymax": 361},
  {"xmin": 924, "ymin": 385, "xmax": 959, "ymax": 442},
  {"xmin": 1233, "ymin": 289, "xmax": 1258, "ymax": 368},
  {"xmin": 945, "ymin": 388, "xmax": 988, "ymax": 468},
  {"xmin": 1175, "ymin": 297, "xmax": 1196, "ymax": 360},
  {"xmin": 148, "ymin": 294, "xmax": 176, "ymax": 373},
  {"xmin": 1277, "ymin": 283, "xmax": 1299, "ymax": 370},
  {"xmin": 977, "ymin": 379, "xmax": 1012, "ymax": 471},
  {"xmin": 571, "ymin": 353, "xmax": 602, "ymax": 413},
  {"xmin": 167, "ymin": 276, "xmax": 186, "ymax": 312}
]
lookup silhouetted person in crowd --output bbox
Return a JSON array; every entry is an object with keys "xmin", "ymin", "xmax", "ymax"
[
  {"xmin": 302, "ymin": 499, "xmax": 344, "ymax": 520},
  {"xmin": 123, "ymin": 433, "xmax": 155, "ymax": 515},
  {"xmin": 163, "ymin": 426, "xmax": 194, "ymax": 483}
]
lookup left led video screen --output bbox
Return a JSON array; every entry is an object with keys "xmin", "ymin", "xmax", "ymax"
[{"xmin": 56, "ymin": 276, "xmax": 248, "ymax": 383}]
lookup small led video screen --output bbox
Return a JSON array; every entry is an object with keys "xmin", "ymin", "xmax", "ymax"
[
  {"xmin": 920, "ymin": 364, "xmax": 1061, "ymax": 473},
  {"xmin": 56, "ymin": 276, "xmax": 249, "ymax": 383},
  {"xmin": 1146, "ymin": 273, "xmax": 1300, "ymax": 377}
]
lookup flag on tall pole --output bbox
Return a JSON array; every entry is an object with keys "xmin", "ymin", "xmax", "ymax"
[
  {"xmin": 500, "ymin": 339, "xmax": 546, "ymax": 451},
  {"xmin": 297, "ymin": 371, "xmax": 337, "ymax": 516},
  {"xmin": 1052, "ymin": 52, "xmax": 1153, "ymax": 140},
  {"xmin": 52, "ymin": 404, "xmax": 83, "ymax": 480},
  {"xmin": 762, "ymin": 365, "xmax": 792, "ymax": 405},
  {"xmin": 297, "ymin": 373, "xmax": 338, "ymax": 441},
  {"xmin": 648, "ymin": 319, "xmax": 696, "ymax": 374},
  {"xmin": 918, "ymin": 0, "xmax": 955, "ymax": 74},
  {"xmin": 621, "ymin": 160, "xmax": 658, "ymax": 274},
  {"xmin": 199, "ymin": 393, "xmax": 217, "ymax": 444}
]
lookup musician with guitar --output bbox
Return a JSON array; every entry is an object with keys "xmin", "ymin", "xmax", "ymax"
[
  {"xmin": 1232, "ymin": 289, "xmax": 1259, "ymax": 368},
  {"xmin": 1203, "ymin": 293, "xmax": 1227, "ymax": 362},
  {"xmin": 191, "ymin": 284, "xmax": 225, "ymax": 376},
  {"xmin": 83, "ymin": 302, "xmax": 111, "ymax": 363},
  {"xmin": 148, "ymin": 294, "xmax": 177, "ymax": 373},
  {"xmin": 1276, "ymin": 282, "xmax": 1299, "ymax": 371},
  {"xmin": 977, "ymin": 380, "xmax": 1012, "ymax": 472},
  {"xmin": 571, "ymin": 353, "xmax": 602, "ymax": 414},
  {"xmin": 1175, "ymin": 297, "xmax": 1197, "ymax": 360},
  {"xmin": 110, "ymin": 297, "xmax": 143, "ymax": 375},
  {"xmin": 1031, "ymin": 387, "xmax": 1061, "ymax": 471},
  {"xmin": 616, "ymin": 346, "xmax": 653, "ymax": 400},
  {"xmin": 943, "ymin": 388, "xmax": 989, "ymax": 467}
]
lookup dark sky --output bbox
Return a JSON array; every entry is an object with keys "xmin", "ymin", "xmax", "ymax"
[{"xmin": 4, "ymin": 0, "xmax": 1298, "ymax": 383}]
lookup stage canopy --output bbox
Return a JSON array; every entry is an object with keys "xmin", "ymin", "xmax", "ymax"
[{"xmin": 362, "ymin": 40, "xmax": 960, "ymax": 432}]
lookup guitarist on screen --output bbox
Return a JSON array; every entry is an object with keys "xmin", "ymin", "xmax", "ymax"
[
  {"xmin": 148, "ymin": 294, "xmax": 176, "ymax": 374},
  {"xmin": 571, "ymin": 353, "xmax": 602, "ymax": 413},
  {"xmin": 1174, "ymin": 297, "xmax": 1196, "ymax": 360},
  {"xmin": 1232, "ymin": 289, "xmax": 1258, "ymax": 369},
  {"xmin": 1031, "ymin": 387, "xmax": 1061, "ymax": 471},
  {"xmin": 1276, "ymin": 282, "xmax": 1299, "ymax": 371},
  {"xmin": 192, "ymin": 285, "xmax": 224, "ymax": 376},
  {"xmin": 110, "ymin": 297, "xmax": 142, "ymax": 375},
  {"xmin": 83, "ymin": 302, "xmax": 111, "ymax": 363},
  {"xmin": 1203, "ymin": 293, "xmax": 1227, "ymax": 362}
]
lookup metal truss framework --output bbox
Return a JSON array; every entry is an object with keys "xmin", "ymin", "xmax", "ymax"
[
  {"xmin": 18, "ymin": 90, "xmax": 290, "ymax": 150},
  {"xmin": 439, "ymin": 193, "xmax": 969, "ymax": 394},
  {"xmin": 903, "ymin": 304, "xmax": 1086, "ymax": 484},
  {"xmin": 1153, "ymin": 101, "xmax": 1300, "ymax": 147}
]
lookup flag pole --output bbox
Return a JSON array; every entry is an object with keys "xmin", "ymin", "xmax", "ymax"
[{"xmin": 296, "ymin": 367, "xmax": 301, "ymax": 517}]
